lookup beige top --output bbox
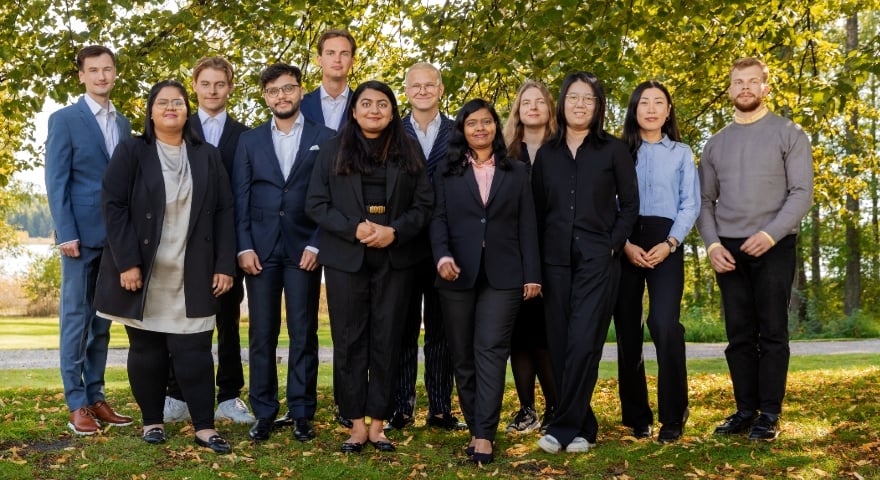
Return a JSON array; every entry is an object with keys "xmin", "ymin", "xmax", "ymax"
[{"xmin": 100, "ymin": 141, "xmax": 215, "ymax": 333}]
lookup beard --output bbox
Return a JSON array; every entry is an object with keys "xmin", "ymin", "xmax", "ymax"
[
  {"xmin": 271, "ymin": 103, "xmax": 300, "ymax": 120},
  {"xmin": 733, "ymin": 94, "xmax": 762, "ymax": 113}
]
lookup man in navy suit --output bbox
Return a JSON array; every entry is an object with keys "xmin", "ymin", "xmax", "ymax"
[
  {"xmin": 300, "ymin": 29, "xmax": 355, "ymax": 131},
  {"xmin": 45, "ymin": 45, "xmax": 133, "ymax": 435},
  {"xmin": 387, "ymin": 62, "xmax": 463, "ymax": 432},
  {"xmin": 232, "ymin": 63, "xmax": 335, "ymax": 442},
  {"xmin": 163, "ymin": 56, "xmax": 255, "ymax": 425}
]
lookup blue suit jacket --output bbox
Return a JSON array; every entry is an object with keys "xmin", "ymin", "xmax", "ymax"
[
  {"xmin": 45, "ymin": 96, "xmax": 132, "ymax": 248},
  {"xmin": 232, "ymin": 117, "xmax": 336, "ymax": 262},
  {"xmin": 300, "ymin": 86, "xmax": 352, "ymax": 131},
  {"xmin": 401, "ymin": 112, "xmax": 454, "ymax": 182}
]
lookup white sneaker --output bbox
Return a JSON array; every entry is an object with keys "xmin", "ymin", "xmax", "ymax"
[
  {"xmin": 215, "ymin": 398, "xmax": 256, "ymax": 424},
  {"xmin": 163, "ymin": 396, "xmax": 191, "ymax": 423},
  {"xmin": 537, "ymin": 434, "xmax": 562, "ymax": 453},
  {"xmin": 565, "ymin": 436, "xmax": 596, "ymax": 453}
]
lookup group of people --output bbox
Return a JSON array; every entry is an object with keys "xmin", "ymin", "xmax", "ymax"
[{"xmin": 45, "ymin": 27, "xmax": 813, "ymax": 463}]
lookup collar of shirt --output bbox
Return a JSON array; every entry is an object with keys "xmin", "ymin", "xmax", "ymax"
[
  {"xmin": 83, "ymin": 94, "xmax": 116, "ymax": 116},
  {"xmin": 409, "ymin": 112, "xmax": 442, "ymax": 157},
  {"xmin": 319, "ymin": 84, "xmax": 350, "ymax": 101},
  {"xmin": 198, "ymin": 108, "xmax": 227, "ymax": 128},
  {"xmin": 271, "ymin": 113, "xmax": 304, "ymax": 136},
  {"xmin": 642, "ymin": 133, "xmax": 674, "ymax": 149}
]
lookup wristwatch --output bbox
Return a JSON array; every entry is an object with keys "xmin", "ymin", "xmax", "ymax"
[{"xmin": 665, "ymin": 238, "xmax": 677, "ymax": 253}]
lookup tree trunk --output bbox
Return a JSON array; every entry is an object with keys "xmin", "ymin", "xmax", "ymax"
[{"xmin": 843, "ymin": 13, "xmax": 861, "ymax": 316}]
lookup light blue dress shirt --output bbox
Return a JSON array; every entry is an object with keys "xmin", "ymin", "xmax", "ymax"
[{"xmin": 635, "ymin": 135, "xmax": 700, "ymax": 244}]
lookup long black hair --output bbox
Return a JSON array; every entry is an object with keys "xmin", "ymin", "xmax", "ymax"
[
  {"xmin": 333, "ymin": 80, "xmax": 424, "ymax": 176},
  {"xmin": 622, "ymin": 80, "xmax": 681, "ymax": 160},
  {"xmin": 548, "ymin": 71, "xmax": 610, "ymax": 148},
  {"xmin": 143, "ymin": 80, "xmax": 201, "ymax": 145},
  {"xmin": 443, "ymin": 99, "xmax": 511, "ymax": 176}
]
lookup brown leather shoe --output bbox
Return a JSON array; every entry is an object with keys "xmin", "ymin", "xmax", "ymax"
[
  {"xmin": 89, "ymin": 400, "xmax": 133, "ymax": 426},
  {"xmin": 68, "ymin": 407, "xmax": 100, "ymax": 435}
]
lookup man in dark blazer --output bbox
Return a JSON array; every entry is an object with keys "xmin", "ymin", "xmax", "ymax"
[
  {"xmin": 163, "ymin": 56, "xmax": 254, "ymax": 425},
  {"xmin": 387, "ymin": 62, "xmax": 463, "ymax": 432},
  {"xmin": 45, "ymin": 45, "xmax": 133, "ymax": 436},
  {"xmin": 300, "ymin": 29, "xmax": 355, "ymax": 131},
  {"xmin": 232, "ymin": 63, "xmax": 335, "ymax": 442}
]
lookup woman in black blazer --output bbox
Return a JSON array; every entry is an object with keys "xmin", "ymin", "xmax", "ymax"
[
  {"xmin": 306, "ymin": 80, "xmax": 433, "ymax": 453},
  {"xmin": 94, "ymin": 80, "xmax": 235, "ymax": 453},
  {"xmin": 430, "ymin": 99, "xmax": 541, "ymax": 464}
]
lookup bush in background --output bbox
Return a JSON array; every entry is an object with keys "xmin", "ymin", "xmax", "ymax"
[{"xmin": 22, "ymin": 250, "xmax": 60, "ymax": 316}]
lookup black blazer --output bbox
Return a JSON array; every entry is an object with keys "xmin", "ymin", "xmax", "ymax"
[
  {"xmin": 189, "ymin": 113, "xmax": 249, "ymax": 179},
  {"xmin": 401, "ymin": 112, "xmax": 454, "ymax": 181},
  {"xmin": 305, "ymin": 137, "xmax": 434, "ymax": 273},
  {"xmin": 430, "ymin": 160, "xmax": 541, "ymax": 290},
  {"xmin": 94, "ymin": 137, "xmax": 236, "ymax": 320}
]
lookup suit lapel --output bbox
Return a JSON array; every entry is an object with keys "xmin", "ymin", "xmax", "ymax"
[
  {"xmin": 465, "ymin": 166, "xmax": 483, "ymax": 206},
  {"xmin": 187, "ymin": 143, "xmax": 208, "ymax": 239},
  {"xmin": 141, "ymin": 144, "xmax": 165, "ymax": 213},
  {"xmin": 288, "ymin": 123, "xmax": 317, "ymax": 182},
  {"xmin": 76, "ymin": 97, "xmax": 110, "ymax": 159},
  {"xmin": 485, "ymin": 165, "xmax": 506, "ymax": 207},
  {"xmin": 255, "ymin": 124, "xmax": 286, "ymax": 182},
  {"xmin": 385, "ymin": 163, "xmax": 400, "ymax": 205}
]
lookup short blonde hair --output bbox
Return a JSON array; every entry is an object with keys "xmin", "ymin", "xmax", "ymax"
[
  {"xmin": 405, "ymin": 62, "xmax": 442, "ymax": 86},
  {"xmin": 193, "ymin": 56, "xmax": 235, "ymax": 84},
  {"xmin": 731, "ymin": 57, "xmax": 769, "ymax": 83}
]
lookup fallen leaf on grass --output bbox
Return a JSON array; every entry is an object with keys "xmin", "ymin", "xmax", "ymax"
[
  {"xmin": 811, "ymin": 468, "xmax": 831, "ymax": 477},
  {"xmin": 510, "ymin": 459, "xmax": 536, "ymax": 468}
]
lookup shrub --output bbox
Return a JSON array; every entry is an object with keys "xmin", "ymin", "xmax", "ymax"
[{"xmin": 22, "ymin": 250, "xmax": 61, "ymax": 316}]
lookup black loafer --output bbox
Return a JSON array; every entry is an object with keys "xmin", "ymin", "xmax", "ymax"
[
  {"xmin": 340, "ymin": 441, "xmax": 364, "ymax": 453},
  {"xmin": 471, "ymin": 451, "xmax": 494, "ymax": 464},
  {"xmin": 426, "ymin": 412, "xmax": 467, "ymax": 430},
  {"xmin": 249, "ymin": 418, "xmax": 273, "ymax": 441},
  {"xmin": 293, "ymin": 418, "xmax": 315, "ymax": 441},
  {"xmin": 658, "ymin": 423, "xmax": 684, "ymax": 443},
  {"xmin": 748, "ymin": 413, "xmax": 780, "ymax": 441},
  {"xmin": 714, "ymin": 411, "xmax": 758, "ymax": 435},
  {"xmin": 273, "ymin": 411, "xmax": 296, "ymax": 429},
  {"xmin": 334, "ymin": 407, "xmax": 353, "ymax": 429},
  {"xmin": 385, "ymin": 411, "xmax": 414, "ymax": 431},
  {"xmin": 195, "ymin": 434, "xmax": 232, "ymax": 454},
  {"xmin": 370, "ymin": 439, "xmax": 396, "ymax": 452},
  {"xmin": 142, "ymin": 427, "xmax": 166, "ymax": 444},
  {"xmin": 465, "ymin": 445, "xmax": 475, "ymax": 456},
  {"xmin": 632, "ymin": 425, "xmax": 653, "ymax": 439}
]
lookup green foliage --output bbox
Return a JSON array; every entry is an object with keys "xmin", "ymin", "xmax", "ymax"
[
  {"xmin": 6, "ymin": 192, "xmax": 51, "ymax": 239},
  {"xmin": 21, "ymin": 250, "xmax": 60, "ymax": 316}
]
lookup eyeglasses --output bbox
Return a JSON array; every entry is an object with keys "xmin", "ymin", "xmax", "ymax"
[
  {"xmin": 564, "ymin": 93, "xmax": 596, "ymax": 106},
  {"xmin": 264, "ymin": 84, "xmax": 301, "ymax": 97},
  {"xmin": 407, "ymin": 83, "xmax": 438, "ymax": 92},
  {"xmin": 155, "ymin": 99, "xmax": 186, "ymax": 110}
]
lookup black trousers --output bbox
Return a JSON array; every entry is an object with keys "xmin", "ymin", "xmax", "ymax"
[
  {"xmin": 613, "ymin": 216, "xmax": 688, "ymax": 428},
  {"xmin": 544, "ymin": 245, "xmax": 619, "ymax": 447},
  {"xmin": 717, "ymin": 235, "xmax": 796, "ymax": 415},
  {"xmin": 167, "ymin": 271, "xmax": 245, "ymax": 403},
  {"xmin": 325, "ymin": 249, "xmax": 414, "ymax": 420},
  {"xmin": 392, "ymin": 257, "xmax": 455, "ymax": 417},
  {"xmin": 439, "ymin": 265, "xmax": 520, "ymax": 442},
  {"xmin": 125, "ymin": 326, "xmax": 215, "ymax": 431}
]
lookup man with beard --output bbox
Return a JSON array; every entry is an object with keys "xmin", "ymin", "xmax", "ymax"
[
  {"xmin": 697, "ymin": 57, "xmax": 813, "ymax": 441},
  {"xmin": 232, "ymin": 63, "xmax": 335, "ymax": 441}
]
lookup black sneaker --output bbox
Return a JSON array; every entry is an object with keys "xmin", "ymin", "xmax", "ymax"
[
  {"xmin": 714, "ymin": 411, "xmax": 758, "ymax": 435},
  {"xmin": 748, "ymin": 413, "xmax": 779, "ymax": 441},
  {"xmin": 506, "ymin": 406, "xmax": 540, "ymax": 433}
]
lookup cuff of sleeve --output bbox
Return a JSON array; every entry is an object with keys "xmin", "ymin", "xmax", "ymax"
[
  {"xmin": 706, "ymin": 242, "xmax": 722, "ymax": 255},
  {"xmin": 437, "ymin": 256, "xmax": 454, "ymax": 270},
  {"xmin": 305, "ymin": 246, "xmax": 319, "ymax": 254},
  {"xmin": 759, "ymin": 231, "xmax": 776, "ymax": 246},
  {"xmin": 525, "ymin": 283, "xmax": 541, "ymax": 288},
  {"xmin": 58, "ymin": 239, "xmax": 79, "ymax": 247},
  {"xmin": 237, "ymin": 249, "xmax": 255, "ymax": 258}
]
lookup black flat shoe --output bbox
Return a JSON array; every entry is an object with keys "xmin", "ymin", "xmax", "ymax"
[
  {"xmin": 658, "ymin": 423, "xmax": 684, "ymax": 443},
  {"xmin": 370, "ymin": 439, "xmax": 396, "ymax": 452},
  {"xmin": 195, "ymin": 434, "xmax": 231, "ymax": 454},
  {"xmin": 340, "ymin": 441, "xmax": 364, "ymax": 453},
  {"xmin": 471, "ymin": 451, "xmax": 494, "ymax": 464},
  {"xmin": 465, "ymin": 445, "xmax": 475, "ymax": 456},
  {"xmin": 142, "ymin": 427, "xmax": 166, "ymax": 444},
  {"xmin": 273, "ymin": 411, "xmax": 296, "ymax": 429},
  {"xmin": 632, "ymin": 425, "xmax": 653, "ymax": 439}
]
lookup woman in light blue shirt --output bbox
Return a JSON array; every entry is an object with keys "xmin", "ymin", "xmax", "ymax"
[{"xmin": 613, "ymin": 80, "xmax": 699, "ymax": 444}]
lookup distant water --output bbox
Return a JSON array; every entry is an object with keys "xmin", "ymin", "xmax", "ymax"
[{"xmin": 0, "ymin": 244, "xmax": 54, "ymax": 277}]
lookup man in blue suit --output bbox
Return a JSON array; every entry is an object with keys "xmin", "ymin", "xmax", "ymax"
[
  {"xmin": 45, "ymin": 45, "xmax": 133, "ymax": 435},
  {"xmin": 300, "ymin": 29, "xmax": 355, "ymax": 131},
  {"xmin": 232, "ymin": 63, "xmax": 335, "ymax": 442},
  {"xmin": 387, "ymin": 62, "xmax": 464, "ymax": 432}
]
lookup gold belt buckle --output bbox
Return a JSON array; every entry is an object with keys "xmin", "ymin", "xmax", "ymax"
[{"xmin": 368, "ymin": 205, "xmax": 386, "ymax": 214}]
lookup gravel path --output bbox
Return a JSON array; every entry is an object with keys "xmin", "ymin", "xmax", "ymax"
[{"xmin": 2, "ymin": 339, "xmax": 879, "ymax": 370}]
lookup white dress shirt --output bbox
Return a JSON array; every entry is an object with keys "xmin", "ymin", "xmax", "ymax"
[
  {"xmin": 198, "ymin": 108, "xmax": 227, "ymax": 147},
  {"xmin": 82, "ymin": 94, "xmax": 119, "ymax": 157},
  {"xmin": 320, "ymin": 85, "xmax": 350, "ymax": 130}
]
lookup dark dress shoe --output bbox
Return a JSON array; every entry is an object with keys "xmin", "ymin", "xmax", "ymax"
[
  {"xmin": 465, "ymin": 445, "xmax": 475, "ymax": 457},
  {"xmin": 658, "ymin": 423, "xmax": 684, "ymax": 443},
  {"xmin": 370, "ymin": 439, "xmax": 396, "ymax": 452},
  {"xmin": 195, "ymin": 434, "xmax": 232, "ymax": 454},
  {"xmin": 714, "ymin": 411, "xmax": 758, "ymax": 435},
  {"xmin": 273, "ymin": 411, "xmax": 296, "ymax": 429},
  {"xmin": 249, "ymin": 418, "xmax": 273, "ymax": 441},
  {"xmin": 748, "ymin": 413, "xmax": 780, "ymax": 441},
  {"xmin": 386, "ymin": 411, "xmax": 414, "ymax": 430},
  {"xmin": 293, "ymin": 418, "xmax": 315, "ymax": 441},
  {"xmin": 340, "ymin": 441, "xmax": 364, "ymax": 453},
  {"xmin": 334, "ymin": 407, "xmax": 353, "ymax": 429},
  {"xmin": 471, "ymin": 451, "xmax": 494, "ymax": 464},
  {"xmin": 142, "ymin": 427, "xmax": 166, "ymax": 444},
  {"xmin": 426, "ymin": 412, "xmax": 466, "ymax": 430},
  {"xmin": 631, "ymin": 425, "xmax": 653, "ymax": 439}
]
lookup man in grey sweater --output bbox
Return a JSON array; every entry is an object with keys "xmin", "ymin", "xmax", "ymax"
[{"xmin": 696, "ymin": 57, "xmax": 813, "ymax": 442}]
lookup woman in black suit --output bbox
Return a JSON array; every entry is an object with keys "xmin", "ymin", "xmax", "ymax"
[
  {"xmin": 306, "ymin": 80, "xmax": 433, "ymax": 453},
  {"xmin": 431, "ymin": 99, "xmax": 541, "ymax": 464},
  {"xmin": 94, "ymin": 80, "xmax": 235, "ymax": 454}
]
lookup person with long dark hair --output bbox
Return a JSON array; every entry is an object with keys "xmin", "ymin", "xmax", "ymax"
[
  {"xmin": 501, "ymin": 80, "xmax": 558, "ymax": 434},
  {"xmin": 431, "ymin": 99, "xmax": 541, "ymax": 464},
  {"xmin": 306, "ymin": 80, "xmax": 433, "ymax": 453},
  {"xmin": 613, "ymin": 80, "xmax": 699, "ymax": 443},
  {"xmin": 95, "ymin": 80, "xmax": 235, "ymax": 454},
  {"xmin": 532, "ymin": 72, "xmax": 639, "ymax": 454}
]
